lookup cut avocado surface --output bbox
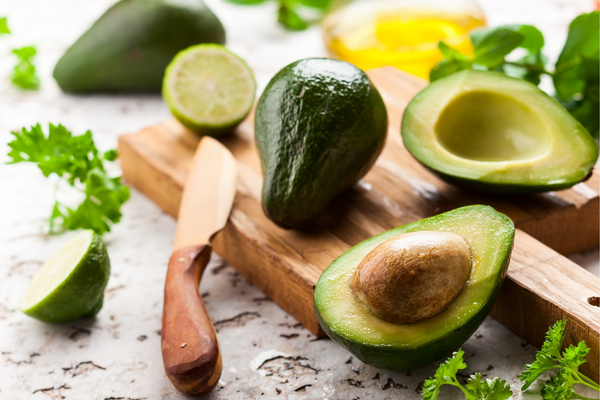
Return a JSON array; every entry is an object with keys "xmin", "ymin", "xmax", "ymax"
[
  {"xmin": 402, "ymin": 70, "xmax": 598, "ymax": 193},
  {"xmin": 314, "ymin": 205, "xmax": 514, "ymax": 370}
]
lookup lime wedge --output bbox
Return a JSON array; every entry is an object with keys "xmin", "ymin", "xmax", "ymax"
[
  {"xmin": 20, "ymin": 230, "xmax": 110, "ymax": 323},
  {"xmin": 162, "ymin": 44, "xmax": 256, "ymax": 136}
]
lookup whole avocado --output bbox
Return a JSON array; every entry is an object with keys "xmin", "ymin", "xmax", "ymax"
[
  {"xmin": 53, "ymin": 0, "xmax": 226, "ymax": 93},
  {"xmin": 255, "ymin": 58, "xmax": 388, "ymax": 229}
]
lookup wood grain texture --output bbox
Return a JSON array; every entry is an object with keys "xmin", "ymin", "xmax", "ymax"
[
  {"xmin": 120, "ymin": 66, "xmax": 599, "ymax": 379},
  {"xmin": 162, "ymin": 245, "xmax": 222, "ymax": 396}
]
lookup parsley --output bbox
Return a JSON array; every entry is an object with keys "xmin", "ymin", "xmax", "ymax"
[
  {"xmin": 430, "ymin": 11, "xmax": 599, "ymax": 138},
  {"xmin": 422, "ymin": 349, "xmax": 513, "ymax": 400},
  {"xmin": 0, "ymin": 17, "xmax": 10, "ymax": 35},
  {"xmin": 7, "ymin": 124, "xmax": 130, "ymax": 235},
  {"xmin": 223, "ymin": 0, "xmax": 331, "ymax": 30},
  {"xmin": 519, "ymin": 319, "xmax": 600, "ymax": 400},
  {"xmin": 11, "ymin": 46, "xmax": 40, "ymax": 90}
]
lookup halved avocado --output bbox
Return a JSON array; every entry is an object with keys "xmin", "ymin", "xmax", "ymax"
[
  {"xmin": 402, "ymin": 70, "xmax": 598, "ymax": 193},
  {"xmin": 314, "ymin": 205, "xmax": 514, "ymax": 370}
]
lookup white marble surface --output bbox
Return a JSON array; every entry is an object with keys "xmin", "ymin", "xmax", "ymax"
[{"xmin": 1, "ymin": 0, "xmax": 598, "ymax": 399}]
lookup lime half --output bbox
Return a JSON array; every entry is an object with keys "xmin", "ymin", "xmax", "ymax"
[
  {"xmin": 20, "ymin": 230, "xmax": 110, "ymax": 323},
  {"xmin": 163, "ymin": 44, "xmax": 256, "ymax": 136}
]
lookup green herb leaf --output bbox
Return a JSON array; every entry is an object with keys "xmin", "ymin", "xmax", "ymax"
[
  {"xmin": 541, "ymin": 374, "xmax": 576, "ymax": 400},
  {"xmin": 472, "ymin": 28, "xmax": 524, "ymax": 68},
  {"xmin": 7, "ymin": 124, "xmax": 129, "ymax": 235},
  {"xmin": 11, "ymin": 45, "xmax": 40, "ymax": 90},
  {"xmin": 222, "ymin": 0, "xmax": 267, "ymax": 4},
  {"xmin": 277, "ymin": 4, "xmax": 309, "ymax": 30},
  {"xmin": 465, "ymin": 374, "xmax": 513, "ymax": 400},
  {"xmin": 553, "ymin": 11, "xmax": 599, "ymax": 101},
  {"xmin": 501, "ymin": 24, "xmax": 545, "ymax": 53},
  {"xmin": 297, "ymin": 0, "xmax": 331, "ymax": 10},
  {"xmin": 0, "ymin": 17, "xmax": 10, "ymax": 34},
  {"xmin": 422, "ymin": 349, "xmax": 468, "ymax": 400},
  {"xmin": 430, "ymin": 41, "xmax": 472, "ymax": 82}
]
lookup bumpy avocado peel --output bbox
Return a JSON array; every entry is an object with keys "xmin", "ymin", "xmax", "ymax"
[
  {"xmin": 255, "ymin": 58, "xmax": 388, "ymax": 229},
  {"xmin": 53, "ymin": 0, "xmax": 226, "ymax": 92},
  {"xmin": 402, "ymin": 70, "xmax": 598, "ymax": 193},
  {"xmin": 314, "ymin": 205, "xmax": 515, "ymax": 370}
]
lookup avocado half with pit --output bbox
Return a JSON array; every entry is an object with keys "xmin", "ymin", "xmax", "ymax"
[
  {"xmin": 402, "ymin": 70, "xmax": 598, "ymax": 193},
  {"xmin": 314, "ymin": 205, "xmax": 514, "ymax": 370}
]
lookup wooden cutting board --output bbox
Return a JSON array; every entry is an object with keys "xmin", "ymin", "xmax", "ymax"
[{"xmin": 118, "ymin": 66, "xmax": 599, "ymax": 379}]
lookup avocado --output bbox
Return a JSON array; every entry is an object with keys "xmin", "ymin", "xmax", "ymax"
[
  {"xmin": 402, "ymin": 70, "xmax": 598, "ymax": 193},
  {"xmin": 255, "ymin": 58, "xmax": 388, "ymax": 229},
  {"xmin": 53, "ymin": 0, "xmax": 226, "ymax": 93},
  {"xmin": 314, "ymin": 205, "xmax": 514, "ymax": 370}
]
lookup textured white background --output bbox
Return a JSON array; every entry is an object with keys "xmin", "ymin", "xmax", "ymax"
[{"xmin": 1, "ymin": 0, "xmax": 598, "ymax": 399}]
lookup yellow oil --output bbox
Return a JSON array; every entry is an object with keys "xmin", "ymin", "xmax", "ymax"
[{"xmin": 321, "ymin": 7, "xmax": 486, "ymax": 79}]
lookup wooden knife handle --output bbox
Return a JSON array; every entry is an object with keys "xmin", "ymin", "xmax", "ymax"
[{"xmin": 161, "ymin": 245, "xmax": 222, "ymax": 395}]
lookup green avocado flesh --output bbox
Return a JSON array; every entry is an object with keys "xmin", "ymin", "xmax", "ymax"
[
  {"xmin": 314, "ymin": 205, "xmax": 514, "ymax": 370},
  {"xmin": 402, "ymin": 70, "xmax": 598, "ymax": 193},
  {"xmin": 53, "ymin": 0, "xmax": 225, "ymax": 93},
  {"xmin": 255, "ymin": 58, "xmax": 388, "ymax": 229}
]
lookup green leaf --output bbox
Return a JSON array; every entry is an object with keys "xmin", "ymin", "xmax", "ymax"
[
  {"xmin": 297, "ymin": 0, "xmax": 331, "ymax": 10},
  {"xmin": 554, "ymin": 11, "xmax": 599, "ymax": 101},
  {"xmin": 223, "ymin": 0, "xmax": 267, "ymax": 4},
  {"xmin": 541, "ymin": 374, "xmax": 576, "ymax": 400},
  {"xmin": 0, "ymin": 17, "xmax": 10, "ymax": 34},
  {"xmin": 277, "ymin": 4, "xmax": 309, "ymax": 30},
  {"xmin": 465, "ymin": 374, "xmax": 513, "ymax": 400},
  {"xmin": 8, "ymin": 123, "xmax": 129, "ymax": 235},
  {"xmin": 438, "ymin": 41, "xmax": 470, "ymax": 61},
  {"xmin": 472, "ymin": 28, "xmax": 524, "ymax": 68},
  {"xmin": 430, "ymin": 58, "xmax": 471, "ymax": 82},
  {"xmin": 501, "ymin": 24, "xmax": 545, "ymax": 53},
  {"xmin": 422, "ymin": 349, "xmax": 467, "ymax": 400},
  {"xmin": 11, "ymin": 46, "xmax": 40, "ymax": 90}
]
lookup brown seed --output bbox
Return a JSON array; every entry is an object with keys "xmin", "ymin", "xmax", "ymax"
[{"xmin": 350, "ymin": 231, "xmax": 471, "ymax": 324}]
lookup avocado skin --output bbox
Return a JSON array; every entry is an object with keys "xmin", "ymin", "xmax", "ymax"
[
  {"xmin": 53, "ymin": 0, "xmax": 225, "ymax": 93},
  {"xmin": 314, "ymin": 205, "xmax": 514, "ymax": 370},
  {"xmin": 255, "ymin": 58, "xmax": 388, "ymax": 229}
]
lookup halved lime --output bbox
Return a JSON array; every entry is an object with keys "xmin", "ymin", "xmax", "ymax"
[
  {"xmin": 162, "ymin": 44, "xmax": 256, "ymax": 136},
  {"xmin": 20, "ymin": 230, "xmax": 110, "ymax": 323}
]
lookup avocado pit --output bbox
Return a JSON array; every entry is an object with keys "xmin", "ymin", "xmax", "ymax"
[{"xmin": 350, "ymin": 231, "xmax": 472, "ymax": 324}]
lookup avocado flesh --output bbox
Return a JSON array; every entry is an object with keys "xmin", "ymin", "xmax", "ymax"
[
  {"xmin": 255, "ymin": 58, "xmax": 388, "ymax": 229},
  {"xmin": 53, "ymin": 0, "xmax": 226, "ymax": 93},
  {"xmin": 314, "ymin": 205, "xmax": 514, "ymax": 370},
  {"xmin": 402, "ymin": 70, "xmax": 598, "ymax": 193}
]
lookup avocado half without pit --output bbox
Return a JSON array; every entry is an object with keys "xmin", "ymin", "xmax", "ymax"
[
  {"xmin": 401, "ymin": 70, "xmax": 598, "ymax": 193},
  {"xmin": 314, "ymin": 205, "xmax": 515, "ymax": 370}
]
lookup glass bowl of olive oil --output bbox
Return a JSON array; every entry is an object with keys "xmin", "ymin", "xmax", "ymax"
[{"xmin": 321, "ymin": 0, "xmax": 486, "ymax": 79}]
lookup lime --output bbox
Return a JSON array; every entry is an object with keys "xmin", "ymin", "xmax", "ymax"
[
  {"xmin": 162, "ymin": 44, "xmax": 256, "ymax": 136},
  {"xmin": 20, "ymin": 230, "xmax": 110, "ymax": 323}
]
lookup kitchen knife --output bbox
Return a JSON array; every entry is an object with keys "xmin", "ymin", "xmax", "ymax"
[{"xmin": 161, "ymin": 136, "xmax": 237, "ymax": 395}]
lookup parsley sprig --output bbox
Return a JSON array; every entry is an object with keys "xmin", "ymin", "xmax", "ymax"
[
  {"xmin": 1, "ymin": 16, "xmax": 41, "ymax": 90},
  {"xmin": 430, "ymin": 11, "xmax": 599, "ymax": 138},
  {"xmin": 224, "ymin": 0, "xmax": 331, "ymax": 30},
  {"xmin": 7, "ymin": 124, "xmax": 130, "ymax": 235},
  {"xmin": 519, "ymin": 319, "xmax": 599, "ymax": 400},
  {"xmin": 422, "ymin": 349, "xmax": 513, "ymax": 400}
]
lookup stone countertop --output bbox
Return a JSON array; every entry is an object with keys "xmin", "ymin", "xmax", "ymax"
[{"xmin": 1, "ymin": 0, "xmax": 598, "ymax": 399}]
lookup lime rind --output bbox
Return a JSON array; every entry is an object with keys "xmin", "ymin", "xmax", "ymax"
[
  {"xmin": 163, "ymin": 44, "xmax": 256, "ymax": 136},
  {"xmin": 20, "ymin": 230, "xmax": 111, "ymax": 323}
]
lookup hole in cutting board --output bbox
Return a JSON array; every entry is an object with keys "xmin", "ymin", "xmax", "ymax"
[{"xmin": 587, "ymin": 296, "xmax": 599, "ymax": 307}]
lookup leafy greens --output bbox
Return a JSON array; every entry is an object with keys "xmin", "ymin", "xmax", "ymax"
[
  {"xmin": 7, "ymin": 124, "xmax": 130, "ymax": 235},
  {"xmin": 223, "ymin": 0, "xmax": 331, "ymax": 30},
  {"xmin": 430, "ymin": 11, "xmax": 599, "ymax": 138},
  {"xmin": 1, "ymin": 17, "xmax": 41, "ymax": 90}
]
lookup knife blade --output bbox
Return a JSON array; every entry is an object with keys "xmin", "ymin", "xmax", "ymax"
[{"xmin": 161, "ymin": 136, "xmax": 237, "ymax": 396}]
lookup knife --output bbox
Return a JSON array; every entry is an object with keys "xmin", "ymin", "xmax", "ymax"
[{"xmin": 161, "ymin": 136, "xmax": 237, "ymax": 395}]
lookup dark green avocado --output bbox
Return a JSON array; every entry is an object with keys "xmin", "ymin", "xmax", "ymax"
[
  {"xmin": 53, "ymin": 0, "xmax": 225, "ymax": 92},
  {"xmin": 402, "ymin": 70, "xmax": 598, "ymax": 193},
  {"xmin": 255, "ymin": 58, "xmax": 388, "ymax": 229},
  {"xmin": 314, "ymin": 205, "xmax": 514, "ymax": 370}
]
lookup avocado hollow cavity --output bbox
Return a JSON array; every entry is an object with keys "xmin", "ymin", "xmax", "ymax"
[
  {"xmin": 435, "ymin": 91, "xmax": 552, "ymax": 162},
  {"xmin": 350, "ymin": 231, "xmax": 472, "ymax": 324}
]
